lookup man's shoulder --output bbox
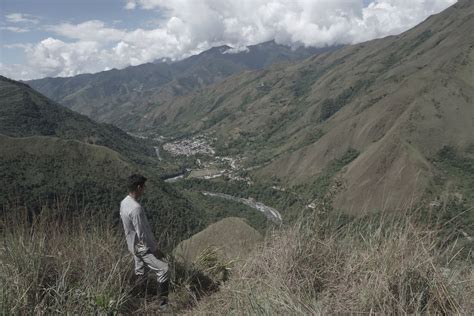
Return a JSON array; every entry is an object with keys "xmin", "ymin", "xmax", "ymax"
[{"xmin": 120, "ymin": 195, "xmax": 141, "ymax": 212}]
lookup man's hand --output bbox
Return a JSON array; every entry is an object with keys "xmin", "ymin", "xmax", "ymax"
[{"xmin": 154, "ymin": 248, "xmax": 166, "ymax": 260}]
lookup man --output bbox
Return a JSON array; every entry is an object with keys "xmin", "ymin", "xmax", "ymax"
[{"xmin": 120, "ymin": 174, "xmax": 170, "ymax": 310}]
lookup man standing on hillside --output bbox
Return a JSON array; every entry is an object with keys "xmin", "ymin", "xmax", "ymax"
[{"xmin": 120, "ymin": 174, "xmax": 169, "ymax": 310}]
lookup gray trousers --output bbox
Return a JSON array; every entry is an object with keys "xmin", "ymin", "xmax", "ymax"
[{"xmin": 134, "ymin": 251, "xmax": 169, "ymax": 283}]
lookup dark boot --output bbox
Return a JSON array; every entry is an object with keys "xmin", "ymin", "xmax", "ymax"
[
  {"xmin": 131, "ymin": 274, "xmax": 147, "ymax": 296},
  {"xmin": 157, "ymin": 280, "xmax": 170, "ymax": 310}
]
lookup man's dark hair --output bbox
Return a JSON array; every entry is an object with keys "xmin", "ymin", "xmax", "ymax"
[{"xmin": 127, "ymin": 174, "xmax": 147, "ymax": 192}]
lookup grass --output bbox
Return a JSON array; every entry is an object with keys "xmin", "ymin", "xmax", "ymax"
[
  {"xmin": 0, "ymin": 203, "xmax": 224, "ymax": 314},
  {"xmin": 0, "ymin": 205, "xmax": 131, "ymax": 314},
  {"xmin": 191, "ymin": 210, "xmax": 473, "ymax": 314},
  {"xmin": 1, "ymin": 200, "xmax": 472, "ymax": 314}
]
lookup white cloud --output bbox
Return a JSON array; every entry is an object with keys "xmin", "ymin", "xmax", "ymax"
[
  {"xmin": 3, "ymin": 43, "xmax": 32, "ymax": 49},
  {"xmin": 46, "ymin": 20, "xmax": 127, "ymax": 42},
  {"xmin": 0, "ymin": 63, "xmax": 41, "ymax": 80},
  {"xmin": 24, "ymin": 38, "xmax": 119, "ymax": 78},
  {"xmin": 5, "ymin": 13, "xmax": 40, "ymax": 24},
  {"xmin": 0, "ymin": 26, "xmax": 30, "ymax": 33},
  {"xmin": 125, "ymin": 1, "xmax": 137, "ymax": 10},
  {"xmin": 0, "ymin": 0, "xmax": 457, "ymax": 80},
  {"xmin": 128, "ymin": 0, "xmax": 456, "ymax": 47}
]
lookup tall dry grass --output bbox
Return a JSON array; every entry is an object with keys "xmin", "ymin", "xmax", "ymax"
[
  {"xmin": 0, "ymin": 203, "xmax": 229, "ymax": 314},
  {"xmin": 191, "ymin": 211, "xmax": 473, "ymax": 314},
  {"xmin": 1, "ymin": 202, "xmax": 472, "ymax": 314},
  {"xmin": 0, "ymin": 205, "xmax": 134, "ymax": 314}
]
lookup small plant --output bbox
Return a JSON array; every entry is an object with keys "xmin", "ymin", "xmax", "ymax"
[
  {"xmin": 168, "ymin": 248, "xmax": 234, "ymax": 312},
  {"xmin": 194, "ymin": 247, "xmax": 234, "ymax": 283}
]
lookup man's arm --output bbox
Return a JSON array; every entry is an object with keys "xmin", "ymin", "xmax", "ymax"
[{"xmin": 131, "ymin": 206, "xmax": 158, "ymax": 253}]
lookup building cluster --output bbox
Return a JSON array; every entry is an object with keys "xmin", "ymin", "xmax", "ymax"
[{"xmin": 163, "ymin": 137, "xmax": 215, "ymax": 156}]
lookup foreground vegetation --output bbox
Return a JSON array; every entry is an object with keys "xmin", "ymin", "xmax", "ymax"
[
  {"xmin": 193, "ymin": 209, "xmax": 473, "ymax": 314},
  {"xmin": 0, "ymin": 205, "xmax": 228, "ymax": 314},
  {"xmin": 1, "ymin": 203, "xmax": 472, "ymax": 314}
]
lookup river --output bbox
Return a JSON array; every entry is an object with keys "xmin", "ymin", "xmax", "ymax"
[{"xmin": 202, "ymin": 191, "xmax": 282, "ymax": 224}]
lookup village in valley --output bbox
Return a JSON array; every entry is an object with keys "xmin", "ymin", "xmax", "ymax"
[{"xmin": 161, "ymin": 135, "xmax": 252, "ymax": 183}]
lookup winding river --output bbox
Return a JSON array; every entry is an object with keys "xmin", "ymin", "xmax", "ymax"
[{"xmin": 202, "ymin": 191, "xmax": 282, "ymax": 224}]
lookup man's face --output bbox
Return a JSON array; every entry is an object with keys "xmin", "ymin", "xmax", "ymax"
[{"xmin": 136, "ymin": 182, "xmax": 146, "ymax": 198}]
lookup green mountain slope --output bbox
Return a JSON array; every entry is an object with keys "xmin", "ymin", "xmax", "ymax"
[
  {"xmin": 0, "ymin": 76, "xmax": 154, "ymax": 165},
  {"xmin": 140, "ymin": 0, "xmax": 474, "ymax": 212},
  {"xmin": 0, "ymin": 134, "xmax": 132, "ymax": 204},
  {"xmin": 0, "ymin": 76, "xmax": 206, "ymax": 242},
  {"xmin": 0, "ymin": 134, "xmax": 204, "ymax": 244},
  {"xmin": 26, "ymin": 42, "xmax": 333, "ymax": 130}
]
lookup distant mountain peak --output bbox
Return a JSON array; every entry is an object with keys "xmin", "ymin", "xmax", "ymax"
[
  {"xmin": 27, "ymin": 41, "xmax": 333, "ymax": 130},
  {"xmin": 200, "ymin": 45, "xmax": 232, "ymax": 55}
]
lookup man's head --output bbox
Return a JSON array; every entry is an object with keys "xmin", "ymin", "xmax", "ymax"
[{"xmin": 128, "ymin": 174, "xmax": 147, "ymax": 198}]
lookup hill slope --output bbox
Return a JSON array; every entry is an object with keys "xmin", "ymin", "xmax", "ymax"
[
  {"xmin": 26, "ymin": 42, "xmax": 332, "ymax": 130},
  {"xmin": 0, "ymin": 133, "xmax": 205, "ymax": 244},
  {"xmin": 139, "ymin": 0, "xmax": 474, "ymax": 212},
  {"xmin": 0, "ymin": 76, "xmax": 206, "ymax": 242},
  {"xmin": 0, "ymin": 76, "xmax": 154, "ymax": 164},
  {"xmin": 0, "ymin": 134, "xmax": 132, "ymax": 204},
  {"xmin": 173, "ymin": 217, "xmax": 262, "ymax": 263}
]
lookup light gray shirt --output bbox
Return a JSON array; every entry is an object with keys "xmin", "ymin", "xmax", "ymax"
[{"xmin": 120, "ymin": 195, "xmax": 158, "ymax": 255}]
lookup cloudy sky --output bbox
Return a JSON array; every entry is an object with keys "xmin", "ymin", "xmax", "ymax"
[{"xmin": 0, "ymin": 0, "xmax": 456, "ymax": 80}]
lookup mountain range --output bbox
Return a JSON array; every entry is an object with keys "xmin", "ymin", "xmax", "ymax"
[
  {"xmin": 135, "ymin": 0, "xmax": 474, "ymax": 212},
  {"xmin": 10, "ymin": 0, "xmax": 474, "ymax": 215},
  {"xmin": 27, "ymin": 41, "xmax": 332, "ymax": 130}
]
